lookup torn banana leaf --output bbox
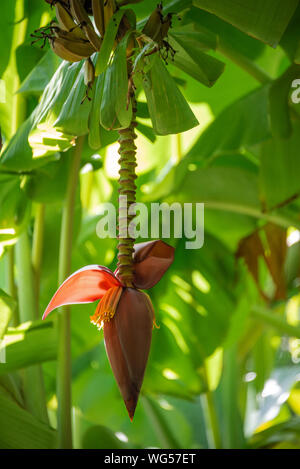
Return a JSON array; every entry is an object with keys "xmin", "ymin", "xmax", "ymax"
[
  {"xmin": 54, "ymin": 62, "xmax": 93, "ymax": 136},
  {"xmin": 142, "ymin": 55, "xmax": 199, "ymax": 135},
  {"xmin": 100, "ymin": 33, "xmax": 133, "ymax": 130},
  {"xmin": 33, "ymin": 60, "xmax": 81, "ymax": 129},
  {"xmin": 28, "ymin": 60, "xmax": 82, "ymax": 158},
  {"xmin": 95, "ymin": 9, "xmax": 127, "ymax": 75},
  {"xmin": 169, "ymin": 31, "xmax": 225, "ymax": 87}
]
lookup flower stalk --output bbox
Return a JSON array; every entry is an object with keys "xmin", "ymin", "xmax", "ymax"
[{"xmin": 117, "ymin": 101, "xmax": 138, "ymax": 287}]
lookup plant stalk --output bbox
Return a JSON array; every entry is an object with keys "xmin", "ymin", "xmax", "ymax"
[
  {"xmin": 202, "ymin": 364, "xmax": 222, "ymax": 449},
  {"xmin": 117, "ymin": 101, "xmax": 138, "ymax": 287},
  {"xmin": 32, "ymin": 204, "xmax": 46, "ymax": 307},
  {"xmin": 57, "ymin": 136, "xmax": 84, "ymax": 449}
]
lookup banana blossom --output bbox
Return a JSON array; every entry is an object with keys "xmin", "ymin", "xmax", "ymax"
[{"xmin": 43, "ymin": 240, "xmax": 174, "ymax": 419}]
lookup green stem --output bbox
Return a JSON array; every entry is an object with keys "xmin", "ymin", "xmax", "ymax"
[
  {"xmin": 57, "ymin": 136, "xmax": 84, "ymax": 449},
  {"xmin": 16, "ymin": 231, "xmax": 48, "ymax": 422},
  {"xmin": 4, "ymin": 248, "xmax": 18, "ymax": 325},
  {"xmin": 142, "ymin": 395, "xmax": 180, "ymax": 449},
  {"xmin": 32, "ymin": 204, "xmax": 45, "ymax": 308},
  {"xmin": 4, "ymin": 248, "xmax": 16, "ymax": 298},
  {"xmin": 117, "ymin": 102, "xmax": 138, "ymax": 287},
  {"xmin": 176, "ymin": 133, "xmax": 183, "ymax": 163},
  {"xmin": 202, "ymin": 364, "xmax": 222, "ymax": 449}
]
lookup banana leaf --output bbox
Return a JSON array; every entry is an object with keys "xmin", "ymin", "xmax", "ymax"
[{"xmin": 142, "ymin": 55, "xmax": 199, "ymax": 135}]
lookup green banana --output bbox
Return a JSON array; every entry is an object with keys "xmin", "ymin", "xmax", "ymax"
[
  {"xmin": 50, "ymin": 34, "xmax": 96, "ymax": 62},
  {"xmin": 92, "ymin": 0, "xmax": 105, "ymax": 37},
  {"xmin": 70, "ymin": 0, "xmax": 102, "ymax": 50},
  {"xmin": 55, "ymin": 2, "xmax": 87, "ymax": 40},
  {"xmin": 103, "ymin": 0, "xmax": 116, "ymax": 27}
]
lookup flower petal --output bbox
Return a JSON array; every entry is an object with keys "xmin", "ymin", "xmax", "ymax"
[
  {"xmin": 133, "ymin": 240, "xmax": 175, "ymax": 289},
  {"xmin": 43, "ymin": 266, "xmax": 121, "ymax": 320}
]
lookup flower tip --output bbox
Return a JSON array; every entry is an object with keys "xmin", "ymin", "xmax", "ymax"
[{"xmin": 125, "ymin": 397, "xmax": 138, "ymax": 422}]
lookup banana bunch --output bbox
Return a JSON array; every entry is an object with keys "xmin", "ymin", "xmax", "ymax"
[{"xmin": 43, "ymin": 1, "xmax": 124, "ymax": 62}]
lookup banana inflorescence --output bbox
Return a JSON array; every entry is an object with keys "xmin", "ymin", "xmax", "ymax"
[{"xmin": 39, "ymin": 1, "xmax": 175, "ymax": 103}]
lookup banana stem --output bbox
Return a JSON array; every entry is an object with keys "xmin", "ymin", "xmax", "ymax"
[
  {"xmin": 57, "ymin": 136, "xmax": 84, "ymax": 449},
  {"xmin": 201, "ymin": 363, "xmax": 222, "ymax": 449},
  {"xmin": 4, "ymin": 248, "xmax": 18, "ymax": 325},
  {"xmin": 117, "ymin": 101, "xmax": 138, "ymax": 287}
]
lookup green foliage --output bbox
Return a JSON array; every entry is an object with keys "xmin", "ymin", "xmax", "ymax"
[{"xmin": 1, "ymin": 0, "xmax": 300, "ymax": 450}]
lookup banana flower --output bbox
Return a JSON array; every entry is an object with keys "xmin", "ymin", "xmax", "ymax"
[{"xmin": 43, "ymin": 240, "xmax": 174, "ymax": 419}]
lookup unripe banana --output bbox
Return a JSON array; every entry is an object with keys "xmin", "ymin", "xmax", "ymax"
[
  {"xmin": 70, "ymin": 0, "xmax": 102, "ymax": 50},
  {"xmin": 104, "ymin": 0, "xmax": 116, "ymax": 27},
  {"xmin": 50, "ymin": 35, "xmax": 95, "ymax": 62},
  {"xmin": 55, "ymin": 2, "xmax": 87, "ymax": 40},
  {"xmin": 92, "ymin": 0, "xmax": 105, "ymax": 37}
]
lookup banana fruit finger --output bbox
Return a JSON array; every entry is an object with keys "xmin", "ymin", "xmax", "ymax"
[
  {"xmin": 55, "ymin": 1, "xmax": 88, "ymax": 41},
  {"xmin": 50, "ymin": 34, "xmax": 96, "ymax": 62},
  {"xmin": 92, "ymin": 0, "xmax": 105, "ymax": 37},
  {"xmin": 70, "ymin": 0, "xmax": 101, "ymax": 50}
]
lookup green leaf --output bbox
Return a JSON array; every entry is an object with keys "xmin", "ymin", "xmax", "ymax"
[
  {"xmin": 82, "ymin": 425, "xmax": 126, "ymax": 449},
  {"xmin": 250, "ymin": 417, "xmax": 300, "ymax": 449},
  {"xmin": 142, "ymin": 395, "xmax": 181, "ymax": 449},
  {"xmin": 54, "ymin": 62, "xmax": 92, "ymax": 137},
  {"xmin": 100, "ymin": 34, "xmax": 133, "ymax": 130},
  {"xmin": 188, "ymin": 86, "xmax": 271, "ymax": 161},
  {"xmin": 0, "ymin": 2, "xmax": 15, "ymax": 78},
  {"xmin": 177, "ymin": 166, "xmax": 260, "ymax": 213},
  {"xmin": 88, "ymin": 74, "xmax": 105, "ymax": 150},
  {"xmin": 22, "ymin": 156, "xmax": 69, "ymax": 204},
  {"xmin": 169, "ymin": 28, "xmax": 225, "ymax": 87},
  {"xmin": 269, "ymin": 65, "xmax": 300, "ymax": 139},
  {"xmin": 0, "ymin": 320, "xmax": 57, "ymax": 375},
  {"xmin": 0, "ymin": 390, "xmax": 57, "ymax": 449},
  {"xmin": 142, "ymin": 56, "xmax": 199, "ymax": 135},
  {"xmin": 193, "ymin": 0, "xmax": 299, "ymax": 47},
  {"xmin": 0, "ymin": 174, "xmax": 29, "ymax": 244},
  {"xmin": 219, "ymin": 346, "xmax": 246, "ymax": 448},
  {"xmin": 95, "ymin": 9, "xmax": 127, "ymax": 75},
  {"xmin": 32, "ymin": 60, "xmax": 81, "ymax": 134},
  {"xmin": 0, "ymin": 290, "xmax": 16, "ymax": 339},
  {"xmin": 260, "ymin": 122, "xmax": 300, "ymax": 210},
  {"xmin": 18, "ymin": 50, "xmax": 61, "ymax": 96}
]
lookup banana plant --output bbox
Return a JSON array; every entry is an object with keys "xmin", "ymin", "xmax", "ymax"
[{"xmin": 22, "ymin": 0, "xmax": 224, "ymax": 448}]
